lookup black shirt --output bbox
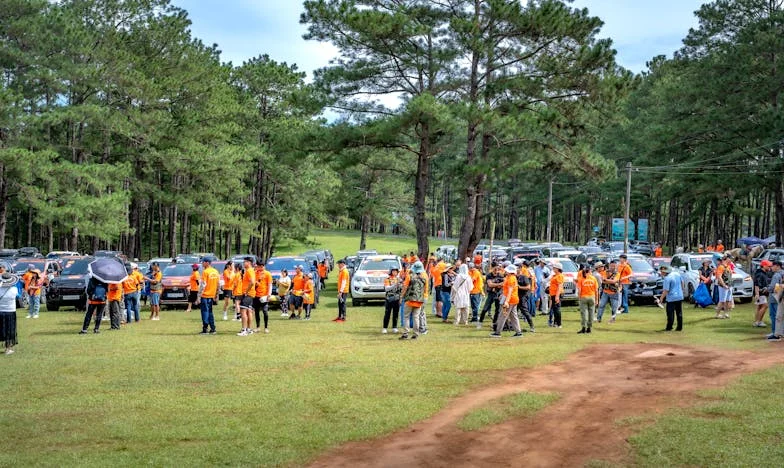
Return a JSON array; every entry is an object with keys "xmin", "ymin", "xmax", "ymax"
[
  {"xmin": 485, "ymin": 273, "xmax": 503, "ymax": 292},
  {"xmin": 516, "ymin": 274, "xmax": 531, "ymax": 297}
]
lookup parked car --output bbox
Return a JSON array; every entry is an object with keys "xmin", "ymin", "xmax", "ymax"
[
  {"xmin": 0, "ymin": 249, "xmax": 18, "ymax": 258},
  {"xmin": 303, "ymin": 250, "xmax": 330, "ymax": 270},
  {"xmin": 601, "ymin": 241, "xmax": 626, "ymax": 254},
  {"xmin": 46, "ymin": 251, "xmax": 80, "ymax": 260},
  {"xmin": 669, "ymin": 253, "xmax": 753, "ymax": 302},
  {"xmin": 13, "ymin": 257, "xmax": 61, "ymax": 281},
  {"xmin": 542, "ymin": 257, "xmax": 579, "ymax": 302},
  {"xmin": 577, "ymin": 245, "xmax": 602, "ymax": 254},
  {"xmin": 435, "ymin": 245, "xmax": 458, "ymax": 263},
  {"xmin": 630, "ymin": 241, "xmax": 653, "ymax": 256},
  {"xmin": 356, "ymin": 250, "xmax": 378, "ymax": 259},
  {"xmin": 541, "ymin": 246, "xmax": 570, "ymax": 257},
  {"xmin": 265, "ymin": 256, "xmax": 311, "ymax": 307},
  {"xmin": 751, "ymin": 249, "xmax": 784, "ymax": 273},
  {"xmin": 17, "ymin": 246, "xmax": 40, "ymax": 257},
  {"xmin": 574, "ymin": 252, "xmax": 614, "ymax": 267},
  {"xmin": 586, "ymin": 237, "xmax": 607, "ymax": 247},
  {"xmin": 648, "ymin": 257, "xmax": 672, "ymax": 271},
  {"xmin": 230, "ymin": 254, "xmax": 258, "ymax": 266},
  {"xmin": 300, "ymin": 253, "xmax": 322, "ymax": 304},
  {"xmin": 342, "ymin": 255, "xmax": 359, "ymax": 277},
  {"xmin": 626, "ymin": 257, "xmax": 663, "ymax": 304},
  {"xmin": 93, "ymin": 250, "xmax": 127, "ymax": 262},
  {"xmin": 45, "ymin": 256, "xmax": 92, "ymax": 311},
  {"xmin": 160, "ymin": 263, "xmax": 197, "ymax": 307},
  {"xmin": 508, "ymin": 247, "xmax": 543, "ymax": 263},
  {"xmin": 350, "ymin": 255, "xmax": 402, "ymax": 306},
  {"xmin": 0, "ymin": 260, "xmax": 27, "ymax": 309},
  {"xmin": 552, "ymin": 250, "xmax": 583, "ymax": 262}
]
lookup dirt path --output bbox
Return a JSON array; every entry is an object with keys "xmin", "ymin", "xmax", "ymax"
[{"xmin": 310, "ymin": 343, "xmax": 784, "ymax": 468}]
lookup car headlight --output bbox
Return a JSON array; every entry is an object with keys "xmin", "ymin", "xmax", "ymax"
[{"xmin": 743, "ymin": 276, "xmax": 752, "ymax": 283}]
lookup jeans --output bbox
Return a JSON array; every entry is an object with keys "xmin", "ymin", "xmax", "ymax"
[
  {"xmin": 441, "ymin": 291, "xmax": 452, "ymax": 319},
  {"xmin": 28, "ymin": 295, "xmax": 41, "ymax": 317},
  {"xmin": 597, "ymin": 292, "xmax": 619, "ymax": 321},
  {"xmin": 621, "ymin": 284, "xmax": 630, "ymax": 313},
  {"xmin": 470, "ymin": 294, "xmax": 482, "ymax": 321},
  {"xmin": 124, "ymin": 294, "xmax": 140, "ymax": 322},
  {"xmin": 518, "ymin": 296, "xmax": 535, "ymax": 329},
  {"xmin": 337, "ymin": 293, "xmax": 347, "ymax": 319},
  {"xmin": 82, "ymin": 303, "xmax": 105, "ymax": 331},
  {"xmin": 665, "ymin": 300, "xmax": 683, "ymax": 331},
  {"xmin": 200, "ymin": 298, "xmax": 215, "ymax": 332},
  {"xmin": 769, "ymin": 300, "xmax": 778, "ymax": 334}
]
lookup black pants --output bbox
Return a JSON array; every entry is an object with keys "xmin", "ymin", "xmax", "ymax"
[
  {"xmin": 108, "ymin": 300, "xmax": 122, "ymax": 329},
  {"xmin": 384, "ymin": 299, "xmax": 399, "ymax": 329},
  {"xmin": 550, "ymin": 296, "xmax": 562, "ymax": 326},
  {"xmin": 338, "ymin": 293, "xmax": 347, "ymax": 319},
  {"xmin": 82, "ymin": 303, "xmax": 105, "ymax": 331},
  {"xmin": 666, "ymin": 300, "xmax": 683, "ymax": 331},
  {"xmin": 253, "ymin": 299, "xmax": 269, "ymax": 329},
  {"xmin": 518, "ymin": 295, "xmax": 535, "ymax": 328},
  {"xmin": 479, "ymin": 291, "xmax": 500, "ymax": 323}
]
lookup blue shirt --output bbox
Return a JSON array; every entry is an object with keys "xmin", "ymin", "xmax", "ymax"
[{"xmin": 663, "ymin": 272, "xmax": 684, "ymax": 302}]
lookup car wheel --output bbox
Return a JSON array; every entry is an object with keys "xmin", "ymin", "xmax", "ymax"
[
  {"xmin": 47, "ymin": 302, "xmax": 60, "ymax": 312},
  {"xmin": 352, "ymin": 298, "xmax": 362, "ymax": 307},
  {"xmin": 687, "ymin": 284, "xmax": 695, "ymax": 303}
]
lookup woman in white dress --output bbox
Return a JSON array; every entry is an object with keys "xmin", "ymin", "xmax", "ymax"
[{"xmin": 451, "ymin": 264, "xmax": 474, "ymax": 326}]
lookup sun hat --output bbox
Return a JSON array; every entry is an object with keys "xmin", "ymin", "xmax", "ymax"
[
  {"xmin": 1, "ymin": 272, "xmax": 19, "ymax": 287},
  {"xmin": 659, "ymin": 264, "xmax": 671, "ymax": 274},
  {"xmin": 593, "ymin": 261, "xmax": 605, "ymax": 268},
  {"xmin": 412, "ymin": 261, "xmax": 425, "ymax": 274},
  {"xmin": 131, "ymin": 262, "xmax": 139, "ymax": 269},
  {"xmin": 552, "ymin": 262, "xmax": 563, "ymax": 271},
  {"xmin": 504, "ymin": 265, "xmax": 517, "ymax": 274}
]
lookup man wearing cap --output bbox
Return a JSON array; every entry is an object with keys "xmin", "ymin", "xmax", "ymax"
[
  {"xmin": 618, "ymin": 254, "xmax": 633, "ymax": 314},
  {"xmin": 383, "ymin": 267, "xmax": 402, "ymax": 334},
  {"xmin": 198, "ymin": 258, "xmax": 220, "ymax": 335},
  {"xmin": 753, "ymin": 260, "xmax": 773, "ymax": 327},
  {"xmin": 714, "ymin": 256, "xmax": 733, "ymax": 319},
  {"xmin": 185, "ymin": 264, "xmax": 201, "ymax": 314},
  {"xmin": 334, "ymin": 259, "xmax": 350, "ymax": 322},
  {"xmin": 596, "ymin": 261, "xmax": 620, "ymax": 323},
  {"xmin": 658, "ymin": 264, "xmax": 684, "ymax": 331},
  {"xmin": 549, "ymin": 262, "xmax": 565, "ymax": 328}
]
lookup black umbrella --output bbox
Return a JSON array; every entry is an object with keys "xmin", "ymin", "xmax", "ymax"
[{"xmin": 88, "ymin": 258, "xmax": 128, "ymax": 284}]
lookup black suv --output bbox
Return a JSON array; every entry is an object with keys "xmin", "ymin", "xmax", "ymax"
[{"xmin": 46, "ymin": 256, "xmax": 93, "ymax": 311}]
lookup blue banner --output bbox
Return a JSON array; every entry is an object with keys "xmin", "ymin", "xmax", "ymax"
[
  {"xmin": 637, "ymin": 219, "xmax": 649, "ymax": 242},
  {"xmin": 612, "ymin": 218, "xmax": 635, "ymax": 241}
]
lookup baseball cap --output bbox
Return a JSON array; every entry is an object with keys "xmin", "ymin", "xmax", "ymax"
[
  {"xmin": 191, "ymin": 264, "xmax": 199, "ymax": 270},
  {"xmin": 761, "ymin": 260, "xmax": 773, "ymax": 268},
  {"xmin": 619, "ymin": 254, "xmax": 627, "ymax": 259},
  {"xmin": 504, "ymin": 265, "xmax": 517, "ymax": 274}
]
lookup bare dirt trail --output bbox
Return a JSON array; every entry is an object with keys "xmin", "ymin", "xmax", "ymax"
[{"xmin": 309, "ymin": 343, "xmax": 784, "ymax": 468}]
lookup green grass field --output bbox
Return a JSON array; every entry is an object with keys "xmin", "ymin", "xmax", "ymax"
[{"xmin": 2, "ymin": 231, "xmax": 783, "ymax": 467}]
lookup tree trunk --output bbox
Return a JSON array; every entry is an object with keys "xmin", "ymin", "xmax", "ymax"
[
  {"xmin": 414, "ymin": 124, "xmax": 431, "ymax": 258},
  {"xmin": 775, "ymin": 178, "xmax": 784, "ymax": 247},
  {"xmin": 0, "ymin": 164, "xmax": 7, "ymax": 250}
]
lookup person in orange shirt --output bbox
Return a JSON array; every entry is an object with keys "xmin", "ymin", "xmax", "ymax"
[
  {"xmin": 130, "ymin": 263, "xmax": 144, "ymax": 322},
  {"xmin": 198, "ymin": 258, "xmax": 220, "ymax": 335},
  {"xmin": 490, "ymin": 265, "xmax": 522, "ymax": 338},
  {"xmin": 253, "ymin": 260, "xmax": 273, "ymax": 332},
  {"xmin": 237, "ymin": 257, "xmax": 256, "ymax": 336},
  {"xmin": 303, "ymin": 273, "xmax": 316, "ymax": 320},
  {"xmin": 715, "ymin": 240, "xmax": 725, "ymax": 253},
  {"xmin": 80, "ymin": 277, "xmax": 108, "ymax": 334},
  {"xmin": 107, "ymin": 282, "xmax": 123, "ymax": 330},
  {"xmin": 122, "ymin": 265, "xmax": 140, "ymax": 323},
  {"xmin": 468, "ymin": 263, "xmax": 484, "ymax": 322},
  {"xmin": 432, "ymin": 260, "xmax": 446, "ymax": 318},
  {"xmin": 185, "ymin": 264, "xmax": 200, "ymax": 314},
  {"xmin": 654, "ymin": 244, "xmax": 663, "ymax": 257},
  {"xmin": 618, "ymin": 254, "xmax": 633, "ymax": 314},
  {"xmin": 289, "ymin": 265, "xmax": 307, "ymax": 320},
  {"xmin": 706, "ymin": 244, "xmax": 715, "ymax": 252},
  {"xmin": 221, "ymin": 262, "xmax": 236, "ymax": 321},
  {"xmin": 24, "ymin": 268, "xmax": 45, "ymax": 319},
  {"xmin": 549, "ymin": 263, "xmax": 565, "ymax": 328},
  {"xmin": 334, "ymin": 259, "xmax": 350, "ymax": 322},
  {"xmin": 317, "ymin": 260, "xmax": 328, "ymax": 289},
  {"xmin": 576, "ymin": 264, "xmax": 599, "ymax": 334},
  {"xmin": 232, "ymin": 263, "xmax": 244, "ymax": 321}
]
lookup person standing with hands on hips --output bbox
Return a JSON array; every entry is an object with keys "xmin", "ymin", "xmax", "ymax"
[{"xmin": 334, "ymin": 259, "xmax": 350, "ymax": 322}]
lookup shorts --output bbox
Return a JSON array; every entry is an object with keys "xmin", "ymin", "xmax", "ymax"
[
  {"xmin": 289, "ymin": 295, "xmax": 304, "ymax": 309},
  {"xmin": 755, "ymin": 295, "xmax": 768, "ymax": 305},
  {"xmin": 149, "ymin": 292, "xmax": 160, "ymax": 306},
  {"xmin": 239, "ymin": 295, "xmax": 254, "ymax": 310},
  {"xmin": 434, "ymin": 286, "xmax": 442, "ymax": 303},
  {"xmin": 718, "ymin": 286, "xmax": 733, "ymax": 303},
  {"xmin": 222, "ymin": 289, "xmax": 233, "ymax": 300},
  {"xmin": 188, "ymin": 291, "xmax": 198, "ymax": 304}
]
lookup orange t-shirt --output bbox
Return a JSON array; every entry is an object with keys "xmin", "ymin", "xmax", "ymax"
[
  {"xmin": 716, "ymin": 244, "xmax": 725, "ymax": 253},
  {"xmin": 132, "ymin": 271, "xmax": 144, "ymax": 291},
  {"xmin": 255, "ymin": 269, "xmax": 272, "ymax": 297},
  {"xmin": 715, "ymin": 265, "xmax": 728, "ymax": 286},
  {"xmin": 432, "ymin": 263, "xmax": 445, "ymax": 287},
  {"xmin": 549, "ymin": 273, "xmax": 564, "ymax": 298},
  {"xmin": 577, "ymin": 273, "xmax": 598, "ymax": 299},
  {"xmin": 232, "ymin": 271, "xmax": 243, "ymax": 296},
  {"xmin": 223, "ymin": 270, "xmax": 235, "ymax": 291},
  {"xmin": 201, "ymin": 267, "xmax": 220, "ymax": 299},
  {"xmin": 108, "ymin": 283, "xmax": 122, "ymax": 302},
  {"xmin": 654, "ymin": 247, "xmax": 663, "ymax": 257},
  {"xmin": 291, "ymin": 273, "xmax": 306, "ymax": 297},
  {"xmin": 317, "ymin": 264, "xmax": 328, "ymax": 279},
  {"xmin": 304, "ymin": 279, "xmax": 315, "ymax": 305},
  {"xmin": 502, "ymin": 274, "xmax": 520, "ymax": 305},
  {"xmin": 122, "ymin": 275, "xmax": 139, "ymax": 294},
  {"xmin": 189, "ymin": 271, "xmax": 200, "ymax": 291},
  {"xmin": 242, "ymin": 269, "xmax": 256, "ymax": 298},
  {"xmin": 469, "ymin": 269, "xmax": 483, "ymax": 295},
  {"xmin": 22, "ymin": 272, "xmax": 33, "ymax": 290},
  {"xmin": 337, "ymin": 268, "xmax": 350, "ymax": 293},
  {"xmin": 618, "ymin": 263, "xmax": 633, "ymax": 285}
]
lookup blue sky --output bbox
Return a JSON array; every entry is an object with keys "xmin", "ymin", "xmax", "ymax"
[{"xmin": 172, "ymin": 0, "xmax": 706, "ymax": 77}]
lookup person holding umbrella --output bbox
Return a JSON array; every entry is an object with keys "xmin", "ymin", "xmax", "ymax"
[{"xmin": 81, "ymin": 257, "xmax": 128, "ymax": 333}]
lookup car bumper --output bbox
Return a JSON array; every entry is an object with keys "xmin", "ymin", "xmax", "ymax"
[
  {"xmin": 160, "ymin": 288, "xmax": 189, "ymax": 305},
  {"xmin": 351, "ymin": 283, "xmax": 387, "ymax": 300},
  {"xmin": 47, "ymin": 288, "xmax": 87, "ymax": 306},
  {"xmin": 732, "ymin": 284, "xmax": 753, "ymax": 298}
]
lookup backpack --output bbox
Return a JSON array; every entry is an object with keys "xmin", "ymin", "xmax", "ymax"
[
  {"xmin": 91, "ymin": 280, "xmax": 108, "ymax": 302},
  {"xmin": 405, "ymin": 274, "xmax": 425, "ymax": 302}
]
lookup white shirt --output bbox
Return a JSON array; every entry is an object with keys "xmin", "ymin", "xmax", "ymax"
[{"xmin": 0, "ymin": 286, "xmax": 18, "ymax": 313}]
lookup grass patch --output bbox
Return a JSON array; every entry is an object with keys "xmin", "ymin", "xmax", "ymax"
[
  {"xmin": 457, "ymin": 392, "xmax": 558, "ymax": 431},
  {"xmin": 630, "ymin": 365, "xmax": 784, "ymax": 467},
  {"xmin": 2, "ymin": 230, "xmax": 781, "ymax": 466}
]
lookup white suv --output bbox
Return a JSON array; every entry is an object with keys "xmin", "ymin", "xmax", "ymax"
[
  {"xmin": 669, "ymin": 253, "xmax": 753, "ymax": 302},
  {"xmin": 350, "ymin": 255, "xmax": 402, "ymax": 306}
]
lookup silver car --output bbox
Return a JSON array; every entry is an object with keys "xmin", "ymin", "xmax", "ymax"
[
  {"xmin": 669, "ymin": 253, "xmax": 753, "ymax": 302},
  {"xmin": 350, "ymin": 255, "xmax": 402, "ymax": 306}
]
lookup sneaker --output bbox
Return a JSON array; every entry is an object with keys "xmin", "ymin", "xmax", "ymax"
[
  {"xmin": 25, "ymin": 315, "xmax": 31, "ymax": 319},
  {"xmin": 93, "ymin": 329, "xmax": 100, "ymax": 334},
  {"xmin": 253, "ymin": 328, "xmax": 260, "ymax": 333},
  {"xmin": 410, "ymin": 334, "xmax": 417, "ymax": 340},
  {"xmin": 476, "ymin": 323, "xmax": 482, "ymax": 329},
  {"xmin": 209, "ymin": 330, "xmax": 217, "ymax": 335},
  {"xmin": 223, "ymin": 314, "xmax": 228, "ymax": 321},
  {"xmin": 264, "ymin": 328, "xmax": 269, "ymax": 334},
  {"xmin": 399, "ymin": 334, "xmax": 409, "ymax": 340},
  {"xmin": 33, "ymin": 315, "xmax": 39, "ymax": 319},
  {"xmin": 610, "ymin": 316, "xmax": 616, "ymax": 323},
  {"xmin": 557, "ymin": 325, "xmax": 562, "ymax": 328},
  {"xmin": 237, "ymin": 330, "xmax": 248, "ymax": 336},
  {"xmin": 755, "ymin": 321, "xmax": 767, "ymax": 328},
  {"xmin": 512, "ymin": 332, "xmax": 523, "ymax": 338},
  {"xmin": 766, "ymin": 334, "xmax": 781, "ymax": 341},
  {"xmin": 382, "ymin": 328, "xmax": 388, "ymax": 334},
  {"xmin": 331, "ymin": 317, "xmax": 341, "ymax": 322},
  {"xmin": 577, "ymin": 328, "xmax": 586, "ymax": 334},
  {"xmin": 489, "ymin": 332, "xmax": 501, "ymax": 338},
  {"xmin": 420, "ymin": 329, "xmax": 428, "ymax": 335},
  {"xmin": 79, "ymin": 330, "xmax": 88, "ymax": 334},
  {"xmin": 336, "ymin": 318, "xmax": 345, "ymax": 323},
  {"xmin": 281, "ymin": 312, "xmax": 289, "ymax": 318},
  {"xmin": 392, "ymin": 328, "xmax": 398, "ymax": 334},
  {"xmin": 199, "ymin": 331, "xmax": 209, "ymax": 335},
  {"xmin": 586, "ymin": 328, "xmax": 591, "ymax": 334},
  {"xmin": 247, "ymin": 329, "xmax": 255, "ymax": 334},
  {"xmin": 529, "ymin": 328, "xmax": 536, "ymax": 333},
  {"xmin": 4, "ymin": 348, "xmax": 13, "ymax": 355}
]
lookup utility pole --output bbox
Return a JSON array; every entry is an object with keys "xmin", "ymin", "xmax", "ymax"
[
  {"xmin": 623, "ymin": 162, "xmax": 632, "ymax": 254},
  {"xmin": 547, "ymin": 176, "xmax": 554, "ymax": 243}
]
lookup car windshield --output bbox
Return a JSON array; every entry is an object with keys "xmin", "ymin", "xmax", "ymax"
[
  {"xmin": 21, "ymin": 261, "xmax": 46, "ymax": 272},
  {"xmin": 359, "ymin": 258, "xmax": 400, "ymax": 271},
  {"xmin": 163, "ymin": 264, "xmax": 194, "ymax": 277},
  {"xmin": 60, "ymin": 259, "xmax": 91, "ymax": 275},
  {"xmin": 690, "ymin": 257, "xmax": 716, "ymax": 270},
  {"xmin": 629, "ymin": 259, "xmax": 654, "ymax": 273},
  {"xmin": 266, "ymin": 258, "xmax": 306, "ymax": 272},
  {"xmin": 557, "ymin": 261, "xmax": 578, "ymax": 273}
]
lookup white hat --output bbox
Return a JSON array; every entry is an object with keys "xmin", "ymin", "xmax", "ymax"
[
  {"xmin": 504, "ymin": 265, "xmax": 517, "ymax": 274},
  {"xmin": 552, "ymin": 262, "xmax": 563, "ymax": 270}
]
